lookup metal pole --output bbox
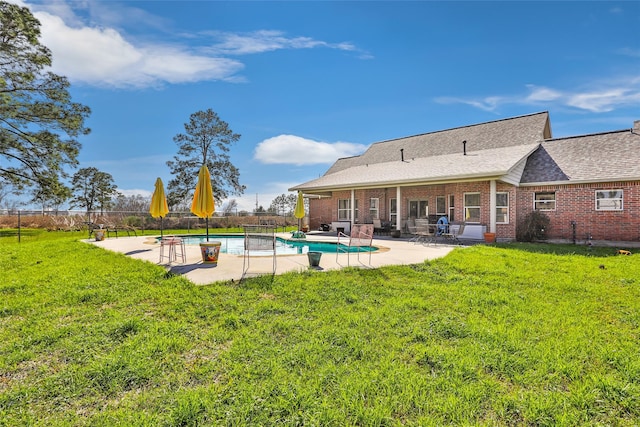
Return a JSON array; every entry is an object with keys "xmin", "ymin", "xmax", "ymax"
[{"xmin": 18, "ymin": 210, "xmax": 21, "ymax": 243}]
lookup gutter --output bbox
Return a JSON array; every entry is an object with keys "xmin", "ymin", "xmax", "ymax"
[
  {"xmin": 520, "ymin": 176, "xmax": 640, "ymax": 187},
  {"xmin": 290, "ymin": 173, "xmax": 509, "ymax": 193}
]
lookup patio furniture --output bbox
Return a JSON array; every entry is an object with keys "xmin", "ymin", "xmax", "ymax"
[
  {"xmin": 242, "ymin": 224, "xmax": 277, "ymax": 279},
  {"xmin": 159, "ymin": 236, "xmax": 186, "ymax": 264},
  {"xmin": 441, "ymin": 222, "xmax": 465, "ymax": 245},
  {"xmin": 373, "ymin": 218, "xmax": 391, "ymax": 235},
  {"xmin": 413, "ymin": 218, "xmax": 435, "ymax": 245},
  {"xmin": 436, "ymin": 216, "xmax": 449, "ymax": 236},
  {"xmin": 336, "ymin": 223, "xmax": 374, "ymax": 266}
]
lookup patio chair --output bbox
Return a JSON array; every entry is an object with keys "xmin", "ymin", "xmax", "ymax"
[
  {"xmin": 413, "ymin": 218, "xmax": 435, "ymax": 245},
  {"xmin": 336, "ymin": 224, "xmax": 374, "ymax": 266},
  {"xmin": 404, "ymin": 218, "xmax": 415, "ymax": 236},
  {"xmin": 442, "ymin": 222, "xmax": 465, "ymax": 245},
  {"xmin": 242, "ymin": 224, "xmax": 277, "ymax": 279},
  {"xmin": 372, "ymin": 218, "xmax": 387, "ymax": 235}
]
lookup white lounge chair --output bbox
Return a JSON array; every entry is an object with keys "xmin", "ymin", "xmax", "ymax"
[{"xmin": 336, "ymin": 224, "xmax": 374, "ymax": 266}]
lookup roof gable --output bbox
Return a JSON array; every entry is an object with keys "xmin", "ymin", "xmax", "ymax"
[{"xmin": 521, "ymin": 129, "xmax": 640, "ymax": 184}]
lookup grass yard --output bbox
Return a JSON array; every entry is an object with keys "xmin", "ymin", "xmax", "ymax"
[{"xmin": 1, "ymin": 232, "xmax": 639, "ymax": 425}]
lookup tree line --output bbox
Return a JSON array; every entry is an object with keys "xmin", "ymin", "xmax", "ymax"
[{"xmin": 1, "ymin": 2, "xmax": 280, "ymax": 218}]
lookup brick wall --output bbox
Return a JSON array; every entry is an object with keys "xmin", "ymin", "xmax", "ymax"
[
  {"xmin": 517, "ymin": 182, "xmax": 640, "ymax": 242},
  {"xmin": 307, "ymin": 180, "xmax": 639, "ymax": 242}
]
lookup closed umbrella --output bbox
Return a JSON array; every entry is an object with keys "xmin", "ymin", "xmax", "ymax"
[
  {"xmin": 294, "ymin": 191, "xmax": 305, "ymax": 231},
  {"xmin": 191, "ymin": 164, "xmax": 215, "ymax": 241},
  {"xmin": 149, "ymin": 177, "xmax": 169, "ymax": 237}
]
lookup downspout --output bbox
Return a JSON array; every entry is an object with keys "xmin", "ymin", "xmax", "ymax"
[{"xmin": 489, "ymin": 180, "xmax": 497, "ymax": 234}]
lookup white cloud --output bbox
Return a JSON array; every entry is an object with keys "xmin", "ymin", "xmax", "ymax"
[
  {"xmin": 205, "ymin": 30, "xmax": 358, "ymax": 56},
  {"xmin": 436, "ymin": 76, "xmax": 640, "ymax": 113},
  {"xmin": 18, "ymin": 1, "xmax": 366, "ymax": 89},
  {"xmin": 118, "ymin": 188, "xmax": 153, "ymax": 198},
  {"xmin": 434, "ymin": 96, "xmax": 506, "ymax": 112},
  {"xmin": 254, "ymin": 135, "xmax": 368, "ymax": 166},
  {"xmin": 525, "ymin": 85, "xmax": 562, "ymax": 102},
  {"xmin": 566, "ymin": 88, "xmax": 640, "ymax": 113},
  {"xmin": 36, "ymin": 11, "xmax": 244, "ymax": 88}
]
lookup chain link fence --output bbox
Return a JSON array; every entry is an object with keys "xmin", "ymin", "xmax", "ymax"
[{"xmin": 0, "ymin": 209, "xmax": 299, "ymax": 241}]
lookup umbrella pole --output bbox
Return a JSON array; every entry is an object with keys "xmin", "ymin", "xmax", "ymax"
[
  {"xmin": 206, "ymin": 218, "xmax": 209, "ymax": 242},
  {"xmin": 160, "ymin": 217, "xmax": 163, "ymax": 238}
]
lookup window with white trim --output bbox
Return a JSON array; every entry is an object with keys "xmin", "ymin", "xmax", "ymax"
[
  {"xmin": 534, "ymin": 192, "xmax": 556, "ymax": 211},
  {"xmin": 595, "ymin": 190, "xmax": 623, "ymax": 211},
  {"xmin": 448, "ymin": 195, "xmax": 455, "ymax": 221},
  {"xmin": 496, "ymin": 192, "xmax": 509, "ymax": 224},
  {"xmin": 390, "ymin": 198, "xmax": 397, "ymax": 224},
  {"xmin": 338, "ymin": 199, "xmax": 350, "ymax": 221},
  {"xmin": 409, "ymin": 200, "xmax": 429, "ymax": 219},
  {"xmin": 464, "ymin": 193, "xmax": 481, "ymax": 223},
  {"xmin": 369, "ymin": 198, "xmax": 379, "ymax": 220},
  {"xmin": 436, "ymin": 196, "xmax": 446, "ymax": 216}
]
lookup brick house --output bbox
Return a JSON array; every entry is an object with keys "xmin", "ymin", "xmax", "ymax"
[{"xmin": 289, "ymin": 112, "xmax": 640, "ymax": 243}]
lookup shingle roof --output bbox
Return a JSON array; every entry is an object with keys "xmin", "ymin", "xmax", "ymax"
[
  {"xmin": 290, "ymin": 111, "xmax": 640, "ymax": 193},
  {"xmin": 291, "ymin": 144, "xmax": 540, "ymax": 192},
  {"xmin": 324, "ymin": 112, "xmax": 550, "ymax": 175},
  {"xmin": 291, "ymin": 112, "xmax": 550, "ymax": 192},
  {"xmin": 521, "ymin": 130, "xmax": 640, "ymax": 184}
]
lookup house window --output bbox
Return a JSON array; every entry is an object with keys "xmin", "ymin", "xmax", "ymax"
[
  {"xmin": 496, "ymin": 192, "xmax": 509, "ymax": 224},
  {"xmin": 390, "ymin": 198, "xmax": 397, "ymax": 224},
  {"xmin": 448, "ymin": 195, "xmax": 455, "ymax": 221},
  {"xmin": 534, "ymin": 192, "xmax": 556, "ymax": 211},
  {"xmin": 596, "ymin": 190, "xmax": 623, "ymax": 211},
  {"xmin": 338, "ymin": 199, "xmax": 350, "ymax": 221},
  {"xmin": 369, "ymin": 198, "xmax": 379, "ymax": 220},
  {"xmin": 409, "ymin": 200, "xmax": 429, "ymax": 219},
  {"xmin": 464, "ymin": 193, "xmax": 481, "ymax": 223},
  {"xmin": 436, "ymin": 196, "xmax": 446, "ymax": 216}
]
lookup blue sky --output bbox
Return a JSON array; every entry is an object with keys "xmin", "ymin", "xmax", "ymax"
[{"xmin": 15, "ymin": 0, "xmax": 640, "ymax": 212}]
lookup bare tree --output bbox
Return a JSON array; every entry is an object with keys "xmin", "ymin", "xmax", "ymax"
[{"xmin": 222, "ymin": 199, "xmax": 238, "ymax": 216}]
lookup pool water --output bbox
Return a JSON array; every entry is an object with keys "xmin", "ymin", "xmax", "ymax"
[{"xmin": 172, "ymin": 235, "xmax": 377, "ymax": 255}]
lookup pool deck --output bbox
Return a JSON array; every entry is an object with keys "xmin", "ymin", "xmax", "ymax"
[{"xmin": 86, "ymin": 231, "xmax": 462, "ymax": 285}]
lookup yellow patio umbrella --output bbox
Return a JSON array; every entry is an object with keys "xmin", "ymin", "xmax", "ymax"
[
  {"xmin": 191, "ymin": 164, "xmax": 215, "ymax": 241},
  {"xmin": 294, "ymin": 191, "xmax": 305, "ymax": 231},
  {"xmin": 149, "ymin": 177, "xmax": 169, "ymax": 237}
]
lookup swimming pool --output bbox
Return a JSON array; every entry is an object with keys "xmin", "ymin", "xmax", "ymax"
[{"xmin": 168, "ymin": 234, "xmax": 377, "ymax": 255}]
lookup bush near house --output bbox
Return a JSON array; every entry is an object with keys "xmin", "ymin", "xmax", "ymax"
[{"xmin": 517, "ymin": 210, "xmax": 551, "ymax": 242}]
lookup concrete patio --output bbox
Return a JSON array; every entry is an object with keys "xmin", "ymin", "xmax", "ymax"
[{"xmin": 87, "ymin": 232, "xmax": 462, "ymax": 285}]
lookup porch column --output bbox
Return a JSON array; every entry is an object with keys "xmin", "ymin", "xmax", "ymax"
[
  {"xmin": 396, "ymin": 186, "xmax": 402, "ymax": 231},
  {"xmin": 489, "ymin": 180, "xmax": 496, "ymax": 233},
  {"xmin": 350, "ymin": 189, "xmax": 355, "ymax": 225}
]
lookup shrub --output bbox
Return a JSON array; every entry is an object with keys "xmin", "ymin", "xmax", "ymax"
[
  {"xmin": 516, "ymin": 210, "xmax": 550, "ymax": 242},
  {"xmin": 123, "ymin": 215, "xmax": 143, "ymax": 228}
]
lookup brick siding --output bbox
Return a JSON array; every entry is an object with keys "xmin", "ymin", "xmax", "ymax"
[{"xmin": 307, "ymin": 180, "xmax": 640, "ymax": 242}]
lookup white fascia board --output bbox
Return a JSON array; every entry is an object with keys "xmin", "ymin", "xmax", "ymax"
[
  {"xmin": 296, "ymin": 173, "xmax": 509, "ymax": 193},
  {"xmin": 520, "ymin": 176, "xmax": 640, "ymax": 187}
]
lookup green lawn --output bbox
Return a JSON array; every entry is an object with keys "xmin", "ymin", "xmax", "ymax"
[{"xmin": 1, "ymin": 232, "xmax": 639, "ymax": 425}]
